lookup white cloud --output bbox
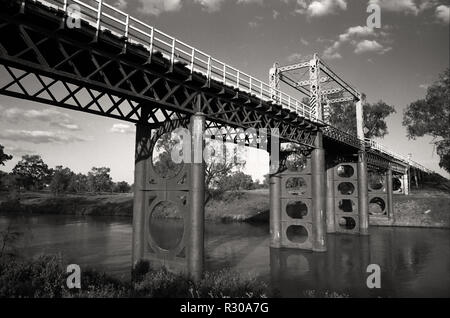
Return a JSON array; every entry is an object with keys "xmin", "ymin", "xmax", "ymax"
[
  {"xmin": 287, "ymin": 52, "xmax": 303, "ymax": 62},
  {"xmin": 322, "ymin": 24, "xmax": 391, "ymax": 59},
  {"xmin": 110, "ymin": 123, "xmax": 134, "ymax": 134},
  {"xmin": 323, "ymin": 41, "xmax": 342, "ymax": 59},
  {"xmin": 368, "ymin": 0, "xmax": 438, "ymax": 15},
  {"xmin": 1, "ymin": 107, "xmax": 80, "ymax": 131},
  {"xmin": 273, "ymin": 10, "xmax": 280, "ymax": 19},
  {"xmin": 237, "ymin": 0, "xmax": 264, "ymax": 5},
  {"xmin": 296, "ymin": 0, "xmax": 347, "ymax": 17},
  {"xmin": 194, "ymin": 0, "xmax": 226, "ymax": 12},
  {"xmin": 3, "ymin": 145, "xmax": 36, "ymax": 156},
  {"xmin": 435, "ymin": 5, "xmax": 450, "ymax": 24},
  {"xmin": 300, "ymin": 37, "xmax": 309, "ymax": 45},
  {"xmin": 113, "ymin": 0, "xmax": 127, "ymax": 10},
  {"xmin": 0, "ymin": 130, "xmax": 85, "ymax": 144},
  {"xmin": 139, "ymin": 0, "xmax": 182, "ymax": 15},
  {"xmin": 354, "ymin": 39, "xmax": 391, "ymax": 54},
  {"xmin": 338, "ymin": 25, "xmax": 375, "ymax": 42}
]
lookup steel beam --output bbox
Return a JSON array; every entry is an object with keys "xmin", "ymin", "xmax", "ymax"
[
  {"xmin": 311, "ymin": 132, "xmax": 326, "ymax": 251},
  {"xmin": 187, "ymin": 112, "xmax": 206, "ymax": 282},
  {"xmin": 386, "ymin": 167, "xmax": 394, "ymax": 221},
  {"xmin": 357, "ymin": 151, "xmax": 370, "ymax": 235},
  {"xmin": 269, "ymin": 174, "xmax": 282, "ymax": 248},
  {"xmin": 326, "ymin": 165, "xmax": 335, "ymax": 233}
]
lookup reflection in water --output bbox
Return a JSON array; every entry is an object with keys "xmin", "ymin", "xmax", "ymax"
[{"xmin": 0, "ymin": 215, "xmax": 449, "ymax": 297}]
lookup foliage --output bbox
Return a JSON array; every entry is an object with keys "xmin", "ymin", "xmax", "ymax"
[
  {"xmin": 0, "ymin": 145, "xmax": 12, "ymax": 166},
  {"xmin": 87, "ymin": 167, "xmax": 113, "ymax": 193},
  {"xmin": 0, "ymin": 256, "xmax": 268, "ymax": 298},
  {"xmin": 12, "ymin": 155, "xmax": 51, "ymax": 191},
  {"xmin": 403, "ymin": 68, "xmax": 450, "ymax": 173},
  {"xmin": 67, "ymin": 173, "xmax": 89, "ymax": 193},
  {"xmin": 113, "ymin": 181, "xmax": 131, "ymax": 193},
  {"xmin": 49, "ymin": 166, "xmax": 74, "ymax": 195},
  {"xmin": 0, "ymin": 221, "xmax": 23, "ymax": 258},
  {"xmin": 328, "ymin": 95, "xmax": 396, "ymax": 139},
  {"xmin": 214, "ymin": 171, "xmax": 255, "ymax": 195}
]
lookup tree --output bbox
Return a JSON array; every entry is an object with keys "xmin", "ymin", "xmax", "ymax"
[
  {"xmin": 67, "ymin": 173, "xmax": 89, "ymax": 193},
  {"xmin": 87, "ymin": 167, "xmax": 113, "ymax": 193},
  {"xmin": 403, "ymin": 68, "xmax": 450, "ymax": 173},
  {"xmin": 49, "ymin": 166, "xmax": 74, "ymax": 195},
  {"xmin": 114, "ymin": 181, "xmax": 131, "ymax": 193},
  {"xmin": 12, "ymin": 155, "xmax": 51, "ymax": 190},
  {"xmin": 328, "ymin": 94, "xmax": 396, "ymax": 139},
  {"xmin": 0, "ymin": 145, "xmax": 12, "ymax": 166}
]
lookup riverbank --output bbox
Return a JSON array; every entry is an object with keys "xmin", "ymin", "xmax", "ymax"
[
  {"xmin": 0, "ymin": 188, "xmax": 449, "ymax": 227},
  {"xmin": 0, "ymin": 190, "xmax": 270, "ymax": 223}
]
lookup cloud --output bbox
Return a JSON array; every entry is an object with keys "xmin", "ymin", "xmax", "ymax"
[
  {"xmin": 323, "ymin": 41, "xmax": 342, "ymax": 59},
  {"xmin": 354, "ymin": 40, "xmax": 391, "ymax": 54},
  {"xmin": 3, "ymin": 145, "xmax": 36, "ymax": 156},
  {"xmin": 322, "ymin": 25, "xmax": 391, "ymax": 59},
  {"xmin": 0, "ymin": 130, "xmax": 86, "ymax": 144},
  {"xmin": 1, "ymin": 107, "xmax": 80, "ymax": 131},
  {"xmin": 296, "ymin": 0, "xmax": 347, "ymax": 17},
  {"xmin": 110, "ymin": 123, "xmax": 135, "ymax": 134},
  {"xmin": 139, "ymin": 0, "xmax": 182, "ymax": 15},
  {"xmin": 237, "ymin": 0, "xmax": 264, "ymax": 5},
  {"xmin": 113, "ymin": 0, "xmax": 127, "ymax": 10},
  {"xmin": 300, "ymin": 37, "xmax": 309, "ymax": 46},
  {"xmin": 286, "ymin": 53, "xmax": 303, "ymax": 62},
  {"xmin": 273, "ymin": 10, "xmax": 280, "ymax": 19},
  {"xmin": 435, "ymin": 5, "xmax": 449, "ymax": 24},
  {"xmin": 368, "ymin": 0, "xmax": 438, "ymax": 15},
  {"xmin": 194, "ymin": 0, "xmax": 226, "ymax": 12},
  {"xmin": 419, "ymin": 83, "xmax": 430, "ymax": 89}
]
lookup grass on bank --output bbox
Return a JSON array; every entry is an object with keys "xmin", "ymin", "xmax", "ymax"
[{"xmin": 0, "ymin": 255, "xmax": 268, "ymax": 298}]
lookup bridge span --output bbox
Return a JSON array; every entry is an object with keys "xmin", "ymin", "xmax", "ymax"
[{"xmin": 0, "ymin": 0, "xmax": 438, "ymax": 281}]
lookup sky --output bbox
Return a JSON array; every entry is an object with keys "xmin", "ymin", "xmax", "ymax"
[{"xmin": 0, "ymin": 0, "xmax": 449, "ymax": 183}]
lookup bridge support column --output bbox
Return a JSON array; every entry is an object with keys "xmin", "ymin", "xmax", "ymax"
[
  {"xmin": 188, "ymin": 113, "xmax": 205, "ymax": 282},
  {"xmin": 357, "ymin": 151, "xmax": 369, "ymax": 235},
  {"xmin": 132, "ymin": 123, "xmax": 151, "ymax": 267},
  {"xmin": 270, "ymin": 174, "xmax": 282, "ymax": 248},
  {"xmin": 326, "ymin": 165, "xmax": 335, "ymax": 233},
  {"xmin": 403, "ymin": 171, "xmax": 410, "ymax": 195},
  {"xmin": 311, "ymin": 132, "xmax": 326, "ymax": 252},
  {"xmin": 386, "ymin": 167, "xmax": 394, "ymax": 221}
]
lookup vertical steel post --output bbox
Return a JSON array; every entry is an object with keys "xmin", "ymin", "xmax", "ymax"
[
  {"xmin": 356, "ymin": 96, "xmax": 364, "ymax": 141},
  {"xmin": 357, "ymin": 150, "xmax": 369, "ymax": 235},
  {"xmin": 386, "ymin": 167, "xmax": 394, "ymax": 221},
  {"xmin": 311, "ymin": 131, "xmax": 326, "ymax": 252},
  {"xmin": 188, "ymin": 112, "xmax": 205, "ymax": 282},
  {"xmin": 326, "ymin": 164, "xmax": 335, "ymax": 233},
  {"xmin": 132, "ymin": 123, "xmax": 151, "ymax": 267},
  {"xmin": 270, "ymin": 174, "xmax": 282, "ymax": 248}
]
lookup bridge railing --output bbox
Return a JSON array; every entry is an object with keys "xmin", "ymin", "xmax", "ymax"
[
  {"xmin": 33, "ymin": 0, "xmax": 315, "ymax": 120},
  {"xmin": 365, "ymin": 138, "xmax": 434, "ymax": 174}
]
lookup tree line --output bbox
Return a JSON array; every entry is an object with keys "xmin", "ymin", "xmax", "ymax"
[{"xmin": 0, "ymin": 153, "xmax": 132, "ymax": 195}]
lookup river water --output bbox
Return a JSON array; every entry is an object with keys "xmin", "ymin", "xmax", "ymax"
[{"xmin": 1, "ymin": 215, "xmax": 449, "ymax": 298}]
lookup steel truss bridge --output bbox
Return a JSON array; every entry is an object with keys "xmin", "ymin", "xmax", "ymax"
[{"xmin": 0, "ymin": 0, "xmax": 439, "ymax": 280}]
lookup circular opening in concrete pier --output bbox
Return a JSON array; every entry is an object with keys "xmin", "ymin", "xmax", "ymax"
[
  {"xmin": 337, "ymin": 182, "xmax": 355, "ymax": 195},
  {"xmin": 336, "ymin": 165, "xmax": 354, "ymax": 178},
  {"xmin": 338, "ymin": 217, "xmax": 356, "ymax": 230},
  {"xmin": 149, "ymin": 201, "xmax": 184, "ymax": 251},
  {"xmin": 369, "ymin": 197, "xmax": 386, "ymax": 215},
  {"xmin": 369, "ymin": 173, "xmax": 385, "ymax": 191},
  {"xmin": 286, "ymin": 177, "xmax": 308, "ymax": 196},
  {"xmin": 286, "ymin": 201, "xmax": 308, "ymax": 219},
  {"xmin": 286, "ymin": 225, "xmax": 308, "ymax": 244},
  {"xmin": 338, "ymin": 199, "xmax": 356, "ymax": 213},
  {"xmin": 151, "ymin": 132, "xmax": 184, "ymax": 179}
]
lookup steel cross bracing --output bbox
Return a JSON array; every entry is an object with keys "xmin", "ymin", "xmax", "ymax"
[
  {"xmin": 0, "ymin": 0, "xmax": 436, "ymax": 176},
  {"xmin": 0, "ymin": 0, "xmax": 321, "ymax": 149}
]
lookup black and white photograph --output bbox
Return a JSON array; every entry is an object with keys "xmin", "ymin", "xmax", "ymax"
[{"xmin": 0, "ymin": 0, "xmax": 449, "ymax": 305}]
